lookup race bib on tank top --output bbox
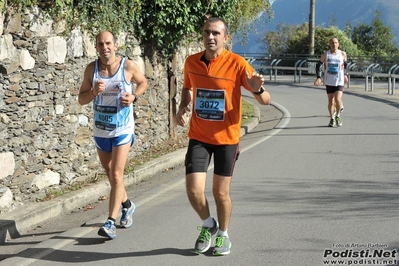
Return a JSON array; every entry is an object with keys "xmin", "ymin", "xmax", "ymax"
[{"xmin": 94, "ymin": 81, "xmax": 124, "ymax": 131}]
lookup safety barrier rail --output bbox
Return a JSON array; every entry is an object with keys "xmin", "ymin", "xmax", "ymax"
[{"xmin": 244, "ymin": 56, "xmax": 398, "ymax": 95}]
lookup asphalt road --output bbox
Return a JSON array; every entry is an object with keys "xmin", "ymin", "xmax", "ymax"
[{"xmin": 1, "ymin": 78, "xmax": 399, "ymax": 266}]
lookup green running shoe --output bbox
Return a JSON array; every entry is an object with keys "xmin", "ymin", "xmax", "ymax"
[
  {"xmin": 213, "ymin": 236, "xmax": 232, "ymax": 256},
  {"xmin": 335, "ymin": 116, "xmax": 342, "ymax": 127},
  {"xmin": 194, "ymin": 219, "xmax": 218, "ymax": 254}
]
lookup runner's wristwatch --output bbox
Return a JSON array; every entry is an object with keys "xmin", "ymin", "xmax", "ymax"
[
  {"xmin": 254, "ymin": 86, "xmax": 265, "ymax": 95},
  {"xmin": 133, "ymin": 93, "xmax": 139, "ymax": 103}
]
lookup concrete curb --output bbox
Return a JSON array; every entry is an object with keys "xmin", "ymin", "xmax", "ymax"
[{"xmin": 0, "ymin": 99, "xmax": 261, "ymax": 244}]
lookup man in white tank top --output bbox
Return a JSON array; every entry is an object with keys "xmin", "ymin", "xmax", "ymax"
[
  {"xmin": 314, "ymin": 38, "xmax": 348, "ymax": 127},
  {"xmin": 78, "ymin": 31, "xmax": 148, "ymax": 239}
]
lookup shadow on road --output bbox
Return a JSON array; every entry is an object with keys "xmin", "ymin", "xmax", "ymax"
[{"xmin": 15, "ymin": 247, "xmax": 197, "ymax": 263}]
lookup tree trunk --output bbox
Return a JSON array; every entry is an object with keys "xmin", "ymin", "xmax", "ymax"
[{"xmin": 309, "ymin": 0, "xmax": 315, "ymax": 55}]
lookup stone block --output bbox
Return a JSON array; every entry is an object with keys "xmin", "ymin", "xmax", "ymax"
[
  {"xmin": 67, "ymin": 29, "xmax": 83, "ymax": 58},
  {"xmin": 0, "ymin": 152, "xmax": 15, "ymax": 180},
  {"xmin": 47, "ymin": 36, "xmax": 67, "ymax": 64},
  {"xmin": 20, "ymin": 49, "xmax": 35, "ymax": 70},
  {"xmin": 0, "ymin": 186, "xmax": 13, "ymax": 209},
  {"xmin": 0, "ymin": 13, "xmax": 3, "ymax": 35},
  {"xmin": 7, "ymin": 10, "xmax": 22, "ymax": 33},
  {"xmin": 0, "ymin": 34, "xmax": 17, "ymax": 61},
  {"xmin": 32, "ymin": 169, "xmax": 60, "ymax": 190}
]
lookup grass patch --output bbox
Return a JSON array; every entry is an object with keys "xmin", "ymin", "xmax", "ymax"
[
  {"xmin": 38, "ymin": 173, "xmax": 106, "ymax": 202},
  {"xmin": 241, "ymin": 100, "xmax": 254, "ymax": 124}
]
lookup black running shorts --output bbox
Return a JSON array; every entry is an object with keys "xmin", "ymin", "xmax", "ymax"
[
  {"xmin": 185, "ymin": 139, "xmax": 240, "ymax": 176},
  {"xmin": 326, "ymin": 85, "xmax": 344, "ymax": 94}
]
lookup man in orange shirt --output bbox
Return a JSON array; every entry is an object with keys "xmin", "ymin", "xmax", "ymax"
[{"xmin": 176, "ymin": 17, "xmax": 271, "ymax": 255}]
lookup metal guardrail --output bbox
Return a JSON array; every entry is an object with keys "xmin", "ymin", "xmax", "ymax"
[
  {"xmin": 253, "ymin": 58, "xmax": 318, "ymax": 83},
  {"xmin": 245, "ymin": 56, "xmax": 398, "ymax": 95}
]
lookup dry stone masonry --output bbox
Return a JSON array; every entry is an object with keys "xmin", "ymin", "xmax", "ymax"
[{"xmin": 0, "ymin": 7, "xmax": 201, "ymax": 213}]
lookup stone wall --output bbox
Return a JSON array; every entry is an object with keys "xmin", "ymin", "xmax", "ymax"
[{"xmin": 0, "ymin": 7, "xmax": 202, "ymax": 213}]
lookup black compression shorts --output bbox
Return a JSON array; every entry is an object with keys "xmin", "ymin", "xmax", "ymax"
[
  {"xmin": 185, "ymin": 139, "xmax": 240, "ymax": 176},
  {"xmin": 326, "ymin": 85, "xmax": 344, "ymax": 94}
]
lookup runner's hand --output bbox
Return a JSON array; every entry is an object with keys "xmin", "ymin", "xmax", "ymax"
[
  {"xmin": 176, "ymin": 107, "xmax": 189, "ymax": 127},
  {"xmin": 246, "ymin": 71, "xmax": 264, "ymax": 93}
]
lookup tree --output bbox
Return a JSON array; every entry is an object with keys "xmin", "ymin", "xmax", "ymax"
[
  {"xmin": 352, "ymin": 10, "xmax": 397, "ymax": 56},
  {"xmin": 265, "ymin": 23, "xmax": 360, "ymax": 57},
  {"xmin": 312, "ymin": 26, "xmax": 359, "ymax": 57},
  {"xmin": 370, "ymin": 10, "xmax": 397, "ymax": 56},
  {"xmin": 328, "ymin": 14, "xmax": 336, "ymax": 27},
  {"xmin": 351, "ymin": 23, "xmax": 373, "ymax": 54},
  {"xmin": 233, "ymin": 0, "xmax": 272, "ymax": 36},
  {"xmin": 344, "ymin": 21, "xmax": 352, "ymax": 38},
  {"xmin": 309, "ymin": 0, "xmax": 315, "ymax": 55},
  {"xmin": 265, "ymin": 23, "xmax": 301, "ymax": 54}
]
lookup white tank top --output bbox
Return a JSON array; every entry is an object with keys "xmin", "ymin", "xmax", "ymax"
[
  {"xmin": 324, "ymin": 50, "xmax": 345, "ymax": 86},
  {"xmin": 92, "ymin": 57, "xmax": 134, "ymax": 138}
]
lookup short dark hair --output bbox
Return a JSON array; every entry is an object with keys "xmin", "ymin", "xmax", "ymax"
[
  {"xmin": 95, "ymin": 31, "xmax": 117, "ymax": 44},
  {"xmin": 206, "ymin": 17, "xmax": 229, "ymax": 35}
]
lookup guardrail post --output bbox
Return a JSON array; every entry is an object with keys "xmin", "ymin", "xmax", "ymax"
[
  {"xmin": 294, "ymin": 59, "xmax": 303, "ymax": 83},
  {"xmin": 387, "ymin": 64, "xmax": 398, "ymax": 94},
  {"xmin": 273, "ymin": 59, "xmax": 282, "ymax": 81},
  {"xmin": 245, "ymin": 57, "xmax": 256, "ymax": 64},
  {"xmin": 347, "ymin": 62, "xmax": 356, "ymax": 89},
  {"xmin": 269, "ymin": 59, "xmax": 277, "ymax": 81},
  {"xmin": 392, "ymin": 66, "xmax": 399, "ymax": 95},
  {"xmin": 391, "ymin": 67, "xmax": 398, "ymax": 94},
  {"xmin": 365, "ymin": 64, "xmax": 375, "ymax": 91},
  {"xmin": 370, "ymin": 64, "xmax": 379, "ymax": 92},
  {"xmin": 298, "ymin": 59, "xmax": 307, "ymax": 83}
]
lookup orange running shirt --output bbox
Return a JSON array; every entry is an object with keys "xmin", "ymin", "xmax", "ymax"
[{"xmin": 183, "ymin": 49, "xmax": 256, "ymax": 145}]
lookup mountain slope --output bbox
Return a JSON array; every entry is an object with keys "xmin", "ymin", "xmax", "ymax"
[{"xmin": 233, "ymin": 0, "xmax": 399, "ymax": 54}]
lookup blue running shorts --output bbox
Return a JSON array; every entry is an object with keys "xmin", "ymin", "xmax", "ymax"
[{"xmin": 94, "ymin": 134, "xmax": 135, "ymax": 153}]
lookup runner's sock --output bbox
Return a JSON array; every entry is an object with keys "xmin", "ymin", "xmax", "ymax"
[
  {"xmin": 217, "ymin": 229, "xmax": 229, "ymax": 238},
  {"xmin": 107, "ymin": 217, "xmax": 116, "ymax": 223},
  {"xmin": 203, "ymin": 216, "xmax": 215, "ymax": 228},
  {"xmin": 122, "ymin": 199, "xmax": 132, "ymax": 209}
]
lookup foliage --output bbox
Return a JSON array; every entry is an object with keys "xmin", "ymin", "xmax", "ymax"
[
  {"xmin": 351, "ymin": 23, "xmax": 372, "ymax": 54},
  {"xmin": 5, "ymin": 0, "xmax": 272, "ymax": 60},
  {"xmin": 132, "ymin": 0, "xmax": 271, "ymax": 58},
  {"xmin": 312, "ymin": 27, "xmax": 360, "ymax": 57},
  {"xmin": 344, "ymin": 21, "xmax": 352, "ymax": 38},
  {"xmin": 241, "ymin": 99, "xmax": 254, "ymax": 124},
  {"xmin": 265, "ymin": 23, "xmax": 360, "ymax": 56},
  {"xmin": 132, "ymin": 1, "xmax": 209, "ymax": 58},
  {"xmin": 265, "ymin": 23, "xmax": 301, "ymax": 54},
  {"xmin": 352, "ymin": 10, "xmax": 398, "ymax": 56},
  {"xmin": 6, "ymin": 0, "xmax": 138, "ymax": 36},
  {"xmin": 232, "ymin": 0, "xmax": 272, "ymax": 44},
  {"xmin": 285, "ymin": 23, "xmax": 310, "ymax": 54}
]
